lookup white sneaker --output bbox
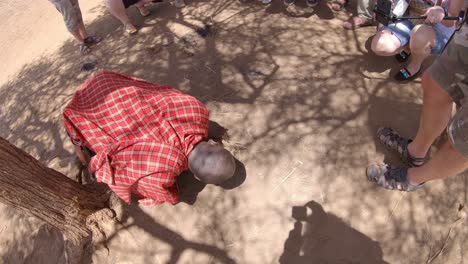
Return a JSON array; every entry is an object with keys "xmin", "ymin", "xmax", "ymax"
[
  {"xmin": 262, "ymin": 0, "xmax": 272, "ymax": 4},
  {"xmin": 173, "ymin": 0, "xmax": 186, "ymax": 8}
]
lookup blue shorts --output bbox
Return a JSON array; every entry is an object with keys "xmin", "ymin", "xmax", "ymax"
[{"xmin": 381, "ymin": 20, "xmax": 456, "ymax": 54}]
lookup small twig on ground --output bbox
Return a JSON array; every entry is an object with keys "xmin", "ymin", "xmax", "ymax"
[
  {"xmin": 205, "ymin": 64, "xmax": 217, "ymax": 74},
  {"xmin": 426, "ymin": 217, "xmax": 463, "ymax": 264},
  {"xmin": 273, "ymin": 161, "xmax": 304, "ymax": 191},
  {"xmin": 387, "ymin": 192, "xmax": 405, "ymax": 220}
]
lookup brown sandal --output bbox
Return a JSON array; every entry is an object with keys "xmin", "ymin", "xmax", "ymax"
[{"xmin": 342, "ymin": 16, "xmax": 373, "ymax": 30}]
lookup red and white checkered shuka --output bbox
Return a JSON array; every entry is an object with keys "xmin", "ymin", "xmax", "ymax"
[{"xmin": 63, "ymin": 71, "xmax": 209, "ymax": 206}]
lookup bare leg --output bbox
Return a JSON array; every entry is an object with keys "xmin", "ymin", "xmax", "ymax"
[
  {"xmin": 371, "ymin": 30, "xmax": 403, "ymax": 56},
  {"xmin": 77, "ymin": 22, "xmax": 88, "ymax": 40},
  {"xmin": 105, "ymin": 0, "xmax": 137, "ymax": 33},
  {"xmin": 408, "ymin": 141, "xmax": 468, "ymax": 185},
  {"xmin": 75, "ymin": 145, "xmax": 88, "ymax": 165},
  {"xmin": 69, "ymin": 29, "xmax": 85, "ymax": 43},
  {"xmin": 405, "ymin": 25, "xmax": 436, "ymax": 75},
  {"xmin": 408, "ymin": 73, "xmax": 453, "ymax": 158}
]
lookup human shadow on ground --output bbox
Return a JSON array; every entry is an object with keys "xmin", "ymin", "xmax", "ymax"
[{"xmin": 279, "ymin": 200, "xmax": 388, "ymax": 264}]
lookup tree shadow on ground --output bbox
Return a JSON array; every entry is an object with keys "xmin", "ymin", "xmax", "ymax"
[
  {"xmin": 1, "ymin": 0, "xmax": 466, "ymax": 263},
  {"xmin": 108, "ymin": 201, "xmax": 238, "ymax": 264},
  {"xmin": 279, "ymin": 200, "xmax": 388, "ymax": 263},
  {"xmin": 0, "ymin": 218, "xmax": 67, "ymax": 264}
]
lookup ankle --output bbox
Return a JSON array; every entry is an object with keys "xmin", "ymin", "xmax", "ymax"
[
  {"xmin": 407, "ymin": 143, "xmax": 427, "ymax": 159},
  {"xmin": 406, "ymin": 62, "xmax": 421, "ymax": 73}
]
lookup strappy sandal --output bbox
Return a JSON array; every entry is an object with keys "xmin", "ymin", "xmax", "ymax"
[
  {"xmin": 84, "ymin": 36, "xmax": 102, "ymax": 45},
  {"xmin": 377, "ymin": 127, "xmax": 425, "ymax": 167},
  {"xmin": 367, "ymin": 163, "xmax": 423, "ymax": 192},
  {"xmin": 394, "ymin": 66, "xmax": 421, "ymax": 82},
  {"xmin": 80, "ymin": 43, "xmax": 91, "ymax": 55},
  {"xmin": 395, "ymin": 50, "xmax": 411, "ymax": 63},
  {"xmin": 329, "ymin": 0, "xmax": 348, "ymax": 11}
]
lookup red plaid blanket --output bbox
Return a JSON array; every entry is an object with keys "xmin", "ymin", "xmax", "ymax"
[{"xmin": 63, "ymin": 72, "xmax": 209, "ymax": 205}]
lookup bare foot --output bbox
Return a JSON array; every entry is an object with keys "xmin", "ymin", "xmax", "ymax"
[{"xmin": 125, "ymin": 23, "xmax": 138, "ymax": 35}]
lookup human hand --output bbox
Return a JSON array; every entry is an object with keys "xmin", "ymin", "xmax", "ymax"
[
  {"xmin": 424, "ymin": 6, "xmax": 445, "ymax": 25},
  {"xmin": 207, "ymin": 121, "xmax": 228, "ymax": 141}
]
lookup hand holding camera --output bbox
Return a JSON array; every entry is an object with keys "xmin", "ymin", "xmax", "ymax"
[
  {"xmin": 424, "ymin": 6, "xmax": 446, "ymax": 24},
  {"xmin": 374, "ymin": 0, "xmax": 459, "ymax": 26}
]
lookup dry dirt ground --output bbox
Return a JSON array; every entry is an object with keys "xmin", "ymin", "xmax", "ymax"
[{"xmin": 0, "ymin": 0, "xmax": 467, "ymax": 263}]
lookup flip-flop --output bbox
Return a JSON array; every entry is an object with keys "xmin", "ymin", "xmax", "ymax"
[
  {"xmin": 394, "ymin": 66, "xmax": 421, "ymax": 82},
  {"xmin": 342, "ymin": 16, "xmax": 373, "ymax": 30},
  {"xmin": 84, "ymin": 36, "xmax": 102, "ymax": 45},
  {"xmin": 395, "ymin": 50, "xmax": 411, "ymax": 63}
]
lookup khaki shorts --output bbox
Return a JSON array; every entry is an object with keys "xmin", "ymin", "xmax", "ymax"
[
  {"xmin": 49, "ymin": 0, "xmax": 83, "ymax": 32},
  {"xmin": 429, "ymin": 24, "xmax": 468, "ymax": 157}
]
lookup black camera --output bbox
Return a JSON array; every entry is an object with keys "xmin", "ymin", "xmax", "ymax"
[{"xmin": 373, "ymin": 0, "xmax": 460, "ymax": 26}]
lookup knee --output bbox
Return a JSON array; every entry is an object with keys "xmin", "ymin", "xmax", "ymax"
[
  {"xmin": 371, "ymin": 32, "xmax": 400, "ymax": 56},
  {"xmin": 410, "ymin": 25, "xmax": 434, "ymax": 51}
]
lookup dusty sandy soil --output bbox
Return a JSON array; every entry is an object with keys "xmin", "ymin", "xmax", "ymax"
[{"xmin": 0, "ymin": 0, "xmax": 467, "ymax": 263}]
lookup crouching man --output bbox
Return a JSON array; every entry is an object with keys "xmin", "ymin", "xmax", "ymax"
[{"xmin": 63, "ymin": 71, "xmax": 235, "ymax": 205}]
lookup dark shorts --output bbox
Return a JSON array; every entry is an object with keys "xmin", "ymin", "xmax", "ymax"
[
  {"xmin": 428, "ymin": 25, "xmax": 468, "ymax": 157},
  {"xmin": 381, "ymin": 20, "xmax": 456, "ymax": 54},
  {"xmin": 123, "ymin": 0, "xmax": 141, "ymax": 8}
]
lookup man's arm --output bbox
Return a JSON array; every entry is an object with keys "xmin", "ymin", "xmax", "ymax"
[
  {"xmin": 441, "ymin": 0, "xmax": 464, "ymax": 27},
  {"xmin": 74, "ymin": 145, "xmax": 92, "ymax": 165},
  {"xmin": 208, "ymin": 121, "xmax": 228, "ymax": 141}
]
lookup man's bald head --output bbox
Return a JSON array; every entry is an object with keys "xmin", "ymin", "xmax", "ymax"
[{"xmin": 188, "ymin": 140, "xmax": 236, "ymax": 184}]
